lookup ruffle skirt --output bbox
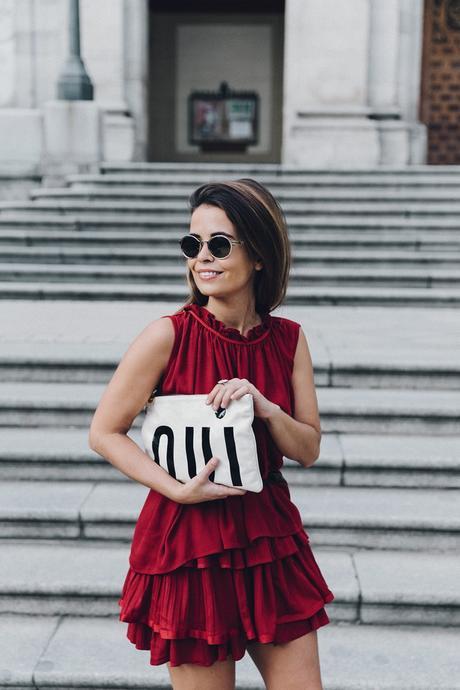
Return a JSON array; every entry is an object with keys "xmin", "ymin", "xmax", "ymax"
[{"xmin": 118, "ymin": 529, "xmax": 335, "ymax": 667}]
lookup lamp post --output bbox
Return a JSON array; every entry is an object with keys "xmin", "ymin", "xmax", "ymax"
[{"xmin": 56, "ymin": 0, "xmax": 93, "ymax": 100}]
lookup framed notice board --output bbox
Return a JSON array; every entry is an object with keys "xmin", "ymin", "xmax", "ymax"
[{"xmin": 188, "ymin": 81, "xmax": 259, "ymax": 151}]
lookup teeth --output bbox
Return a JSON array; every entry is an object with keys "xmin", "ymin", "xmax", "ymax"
[{"xmin": 200, "ymin": 272, "xmax": 219, "ymax": 276}]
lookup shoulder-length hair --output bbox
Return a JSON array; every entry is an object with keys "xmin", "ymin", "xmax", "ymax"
[{"xmin": 179, "ymin": 178, "xmax": 291, "ymax": 315}]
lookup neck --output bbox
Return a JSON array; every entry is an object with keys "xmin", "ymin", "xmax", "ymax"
[{"xmin": 204, "ymin": 297, "xmax": 261, "ymax": 334}]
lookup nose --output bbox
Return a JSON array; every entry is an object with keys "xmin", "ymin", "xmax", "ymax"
[{"xmin": 196, "ymin": 240, "xmax": 214, "ymax": 261}]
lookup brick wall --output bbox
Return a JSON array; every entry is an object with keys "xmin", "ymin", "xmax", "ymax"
[{"xmin": 420, "ymin": 0, "xmax": 460, "ymax": 164}]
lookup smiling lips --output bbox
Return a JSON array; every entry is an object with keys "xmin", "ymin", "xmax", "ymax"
[{"xmin": 197, "ymin": 271, "xmax": 223, "ymax": 280}]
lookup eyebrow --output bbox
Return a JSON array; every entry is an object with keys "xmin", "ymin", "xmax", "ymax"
[{"xmin": 190, "ymin": 231, "xmax": 235, "ymax": 239}]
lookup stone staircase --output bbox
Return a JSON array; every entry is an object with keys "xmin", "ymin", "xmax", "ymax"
[
  {"xmin": 0, "ymin": 163, "xmax": 459, "ymax": 689},
  {"xmin": 1, "ymin": 163, "xmax": 460, "ymax": 303}
]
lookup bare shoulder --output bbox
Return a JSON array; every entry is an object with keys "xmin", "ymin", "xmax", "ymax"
[
  {"xmin": 138, "ymin": 315, "xmax": 175, "ymax": 348},
  {"xmin": 291, "ymin": 326, "xmax": 321, "ymax": 434},
  {"xmin": 123, "ymin": 315, "xmax": 176, "ymax": 371},
  {"xmin": 292, "ymin": 326, "xmax": 315, "ymax": 380},
  {"xmin": 293, "ymin": 325, "xmax": 311, "ymax": 360},
  {"xmin": 88, "ymin": 316, "xmax": 177, "ymax": 438}
]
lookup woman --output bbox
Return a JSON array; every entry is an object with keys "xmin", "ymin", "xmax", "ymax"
[{"xmin": 88, "ymin": 178, "xmax": 334, "ymax": 690}]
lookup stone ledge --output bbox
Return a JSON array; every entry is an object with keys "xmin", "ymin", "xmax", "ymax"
[
  {"xmin": 0, "ymin": 283, "xmax": 460, "ymax": 308},
  {"xmin": 1, "ymin": 614, "xmax": 459, "ymax": 689},
  {"xmin": 1, "ymin": 428, "xmax": 459, "ymax": 489},
  {"xmin": 0, "ymin": 481, "xmax": 459, "ymax": 550},
  {"xmin": 1, "ymin": 542, "xmax": 460, "ymax": 625}
]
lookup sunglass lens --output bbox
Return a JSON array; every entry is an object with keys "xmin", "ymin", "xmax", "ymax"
[
  {"xmin": 208, "ymin": 236, "xmax": 232, "ymax": 258},
  {"xmin": 180, "ymin": 236, "xmax": 200, "ymax": 258}
]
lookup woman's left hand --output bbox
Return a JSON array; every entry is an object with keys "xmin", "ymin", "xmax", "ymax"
[{"xmin": 205, "ymin": 378, "xmax": 280, "ymax": 420}]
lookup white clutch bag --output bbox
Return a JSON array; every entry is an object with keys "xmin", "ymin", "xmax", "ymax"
[{"xmin": 141, "ymin": 392, "xmax": 263, "ymax": 493}]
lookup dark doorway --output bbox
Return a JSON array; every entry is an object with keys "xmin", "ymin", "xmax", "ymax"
[{"xmin": 148, "ymin": 0, "xmax": 285, "ymax": 162}]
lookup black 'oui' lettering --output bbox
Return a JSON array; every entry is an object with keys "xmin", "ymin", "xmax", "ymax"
[{"xmin": 151, "ymin": 425, "xmax": 243, "ymax": 486}]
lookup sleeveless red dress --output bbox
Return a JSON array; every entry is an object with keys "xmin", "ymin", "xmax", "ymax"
[{"xmin": 118, "ymin": 302, "xmax": 335, "ymax": 667}]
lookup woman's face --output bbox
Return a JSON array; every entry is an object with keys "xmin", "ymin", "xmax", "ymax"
[{"xmin": 188, "ymin": 203, "xmax": 262, "ymax": 301}]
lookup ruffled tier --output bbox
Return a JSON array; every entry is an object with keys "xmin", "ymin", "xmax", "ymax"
[
  {"xmin": 128, "ymin": 480, "xmax": 306, "ymax": 574},
  {"xmin": 118, "ymin": 531, "xmax": 335, "ymax": 667}
]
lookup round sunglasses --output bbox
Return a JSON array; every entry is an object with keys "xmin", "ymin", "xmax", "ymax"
[{"xmin": 179, "ymin": 234, "xmax": 245, "ymax": 259}]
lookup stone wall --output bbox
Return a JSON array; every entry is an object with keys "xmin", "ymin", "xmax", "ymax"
[{"xmin": 0, "ymin": 0, "xmax": 428, "ymax": 172}]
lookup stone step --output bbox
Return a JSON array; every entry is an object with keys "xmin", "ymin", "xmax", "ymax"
[
  {"xmin": 1, "ymin": 341, "xmax": 458, "ymax": 390},
  {"xmin": 1, "ymin": 227, "xmax": 460, "ymax": 253},
  {"xmin": 70, "ymin": 167, "xmax": 460, "ymax": 186},
  {"xmin": 0, "ymin": 427, "xmax": 458, "ymax": 489},
  {"xmin": 0, "ymin": 281, "xmax": 460, "ymax": 306},
  {"xmin": 76, "ymin": 170, "xmax": 460, "ymax": 182},
  {"xmin": 1, "ymin": 614, "xmax": 458, "ymax": 690},
  {"xmin": 0, "ymin": 540, "xmax": 459, "ymax": 627},
  {"xmin": 0, "ymin": 480, "xmax": 458, "ymax": 550},
  {"xmin": 71, "ymin": 171, "xmax": 460, "ymax": 188},
  {"xmin": 1, "ymin": 262, "xmax": 460, "ymax": 288},
  {"xmin": 99, "ymin": 161, "xmax": 460, "ymax": 173},
  {"xmin": 3, "ymin": 212, "xmax": 460, "ymax": 235},
  {"xmin": 29, "ymin": 184, "xmax": 460, "ymax": 202},
  {"xmin": 6, "ymin": 198, "xmax": 460, "ymax": 217},
  {"xmin": 1, "ymin": 244, "xmax": 459, "ymax": 268},
  {"xmin": 0, "ymin": 381, "xmax": 459, "ymax": 432}
]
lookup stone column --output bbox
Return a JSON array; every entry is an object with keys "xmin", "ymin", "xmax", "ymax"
[
  {"xmin": 122, "ymin": 0, "xmax": 149, "ymax": 161},
  {"xmin": 366, "ymin": 0, "xmax": 409, "ymax": 164},
  {"xmin": 366, "ymin": 0, "xmax": 426, "ymax": 164},
  {"xmin": 282, "ymin": 0, "xmax": 379, "ymax": 167},
  {"xmin": 0, "ymin": 0, "xmax": 15, "ymax": 107},
  {"xmin": 398, "ymin": 0, "xmax": 427, "ymax": 163},
  {"xmin": 80, "ymin": 0, "xmax": 135, "ymax": 160},
  {"xmin": 0, "ymin": 0, "xmax": 43, "ymax": 175},
  {"xmin": 367, "ymin": 0, "xmax": 400, "ymax": 116}
]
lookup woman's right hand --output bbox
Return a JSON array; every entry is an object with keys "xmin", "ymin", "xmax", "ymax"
[{"xmin": 174, "ymin": 457, "xmax": 247, "ymax": 504}]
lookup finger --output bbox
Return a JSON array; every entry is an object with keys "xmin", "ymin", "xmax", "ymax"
[
  {"xmin": 217, "ymin": 384, "xmax": 242, "ymax": 408},
  {"xmin": 219, "ymin": 391, "xmax": 232, "ymax": 408},
  {"xmin": 214, "ymin": 482, "xmax": 247, "ymax": 494},
  {"xmin": 227, "ymin": 385, "xmax": 249, "ymax": 401},
  {"xmin": 226, "ymin": 488, "xmax": 247, "ymax": 494},
  {"xmin": 200, "ymin": 458, "xmax": 219, "ymax": 477},
  {"xmin": 205, "ymin": 384, "xmax": 223, "ymax": 404},
  {"xmin": 211, "ymin": 390, "xmax": 228, "ymax": 410},
  {"xmin": 213, "ymin": 480, "xmax": 243, "ymax": 489}
]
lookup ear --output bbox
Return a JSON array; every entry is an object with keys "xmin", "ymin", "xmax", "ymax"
[{"xmin": 254, "ymin": 258, "xmax": 263, "ymax": 271}]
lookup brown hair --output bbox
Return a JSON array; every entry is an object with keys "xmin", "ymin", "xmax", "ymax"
[{"xmin": 179, "ymin": 178, "xmax": 291, "ymax": 315}]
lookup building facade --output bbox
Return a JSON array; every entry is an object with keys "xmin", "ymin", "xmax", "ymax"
[{"xmin": 0, "ymin": 0, "xmax": 457, "ymax": 175}]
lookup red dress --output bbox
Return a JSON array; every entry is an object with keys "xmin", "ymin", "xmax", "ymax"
[{"xmin": 118, "ymin": 302, "xmax": 335, "ymax": 667}]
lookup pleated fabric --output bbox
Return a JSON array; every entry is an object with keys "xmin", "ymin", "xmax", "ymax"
[
  {"xmin": 118, "ymin": 530, "xmax": 334, "ymax": 667},
  {"xmin": 118, "ymin": 302, "xmax": 335, "ymax": 666}
]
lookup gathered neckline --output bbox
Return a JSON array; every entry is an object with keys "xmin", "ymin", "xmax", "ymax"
[{"xmin": 182, "ymin": 303, "xmax": 272, "ymax": 343}]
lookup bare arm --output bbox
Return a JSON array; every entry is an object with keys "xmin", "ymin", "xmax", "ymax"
[
  {"xmin": 262, "ymin": 327, "xmax": 322, "ymax": 468},
  {"xmin": 88, "ymin": 316, "xmax": 246, "ymax": 503}
]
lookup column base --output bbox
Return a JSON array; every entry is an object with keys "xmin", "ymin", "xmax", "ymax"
[
  {"xmin": 41, "ymin": 100, "xmax": 103, "ymax": 184},
  {"xmin": 102, "ymin": 107, "xmax": 136, "ymax": 161},
  {"xmin": 283, "ymin": 112, "xmax": 380, "ymax": 167},
  {"xmin": 375, "ymin": 120, "xmax": 427, "ymax": 166},
  {"xmin": 282, "ymin": 109, "xmax": 427, "ymax": 167}
]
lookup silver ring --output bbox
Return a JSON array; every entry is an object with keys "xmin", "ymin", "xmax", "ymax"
[{"xmin": 217, "ymin": 379, "xmax": 229, "ymax": 385}]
